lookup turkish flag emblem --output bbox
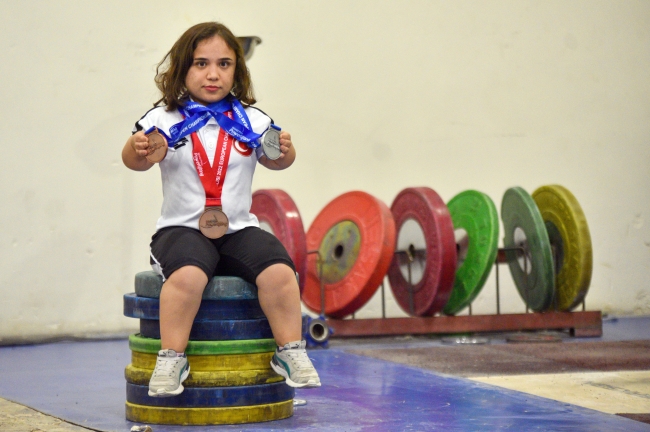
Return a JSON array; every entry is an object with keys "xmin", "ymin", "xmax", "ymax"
[{"xmin": 233, "ymin": 140, "xmax": 253, "ymax": 156}]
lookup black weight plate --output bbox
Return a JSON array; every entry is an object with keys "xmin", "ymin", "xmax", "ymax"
[
  {"xmin": 123, "ymin": 294, "xmax": 264, "ymax": 320},
  {"xmin": 125, "ymin": 381, "xmax": 294, "ymax": 408},
  {"xmin": 139, "ymin": 318, "xmax": 273, "ymax": 341},
  {"xmin": 134, "ymin": 271, "xmax": 258, "ymax": 300}
]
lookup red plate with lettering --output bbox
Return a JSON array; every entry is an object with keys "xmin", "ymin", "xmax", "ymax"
[
  {"xmin": 387, "ymin": 187, "xmax": 457, "ymax": 316},
  {"xmin": 251, "ymin": 189, "xmax": 307, "ymax": 294},
  {"xmin": 303, "ymin": 191, "xmax": 396, "ymax": 318}
]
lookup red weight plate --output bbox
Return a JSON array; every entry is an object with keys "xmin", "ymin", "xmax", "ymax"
[
  {"xmin": 303, "ymin": 191, "xmax": 396, "ymax": 318},
  {"xmin": 251, "ymin": 189, "xmax": 307, "ymax": 294},
  {"xmin": 387, "ymin": 187, "xmax": 457, "ymax": 316}
]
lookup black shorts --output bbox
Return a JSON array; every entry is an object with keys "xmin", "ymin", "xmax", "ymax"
[{"xmin": 149, "ymin": 226, "xmax": 295, "ymax": 285}]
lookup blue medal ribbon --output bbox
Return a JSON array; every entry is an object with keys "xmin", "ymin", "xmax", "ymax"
[{"xmin": 145, "ymin": 95, "xmax": 268, "ymax": 148}]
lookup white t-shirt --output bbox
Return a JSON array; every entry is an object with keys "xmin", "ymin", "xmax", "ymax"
[{"xmin": 134, "ymin": 105, "xmax": 272, "ymax": 233}]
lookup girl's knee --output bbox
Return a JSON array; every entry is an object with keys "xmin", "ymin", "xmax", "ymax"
[
  {"xmin": 166, "ymin": 265, "xmax": 208, "ymax": 294},
  {"xmin": 257, "ymin": 263, "xmax": 297, "ymax": 289}
]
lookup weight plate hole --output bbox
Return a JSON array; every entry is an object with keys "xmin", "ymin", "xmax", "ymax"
[
  {"xmin": 454, "ymin": 228, "xmax": 469, "ymax": 267},
  {"xmin": 333, "ymin": 244, "xmax": 344, "ymax": 260},
  {"xmin": 513, "ymin": 227, "xmax": 533, "ymax": 275}
]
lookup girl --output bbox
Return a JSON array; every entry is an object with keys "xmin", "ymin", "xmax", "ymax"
[{"xmin": 122, "ymin": 22, "xmax": 320, "ymax": 397}]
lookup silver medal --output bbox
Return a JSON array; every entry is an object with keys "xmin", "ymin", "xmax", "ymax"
[{"xmin": 260, "ymin": 126, "xmax": 282, "ymax": 160}]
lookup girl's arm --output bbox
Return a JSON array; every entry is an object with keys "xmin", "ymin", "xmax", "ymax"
[
  {"xmin": 259, "ymin": 131, "xmax": 296, "ymax": 171},
  {"xmin": 122, "ymin": 131, "xmax": 155, "ymax": 171}
]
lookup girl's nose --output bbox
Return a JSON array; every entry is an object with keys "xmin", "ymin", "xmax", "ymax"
[{"xmin": 207, "ymin": 65, "xmax": 219, "ymax": 80}]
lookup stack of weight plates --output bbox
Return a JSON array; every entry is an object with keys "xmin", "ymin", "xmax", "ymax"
[
  {"xmin": 501, "ymin": 185, "xmax": 593, "ymax": 312},
  {"xmin": 123, "ymin": 271, "xmax": 293, "ymax": 426}
]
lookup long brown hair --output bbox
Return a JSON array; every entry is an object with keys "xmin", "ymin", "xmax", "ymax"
[{"xmin": 154, "ymin": 22, "xmax": 256, "ymax": 111}]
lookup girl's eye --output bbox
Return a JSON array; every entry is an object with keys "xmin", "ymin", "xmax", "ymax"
[
  {"xmin": 195, "ymin": 61, "xmax": 207, "ymax": 67},
  {"xmin": 219, "ymin": 61, "xmax": 231, "ymax": 68}
]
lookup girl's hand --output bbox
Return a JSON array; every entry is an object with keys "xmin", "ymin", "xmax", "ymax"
[
  {"xmin": 122, "ymin": 131, "xmax": 155, "ymax": 171},
  {"xmin": 260, "ymin": 130, "xmax": 296, "ymax": 170},
  {"xmin": 278, "ymin": 131, "xmax": 292, "ymax": 158},
  {"xmin": 131, "ymin": 131, "xmax": 151, "ymax": 158}
]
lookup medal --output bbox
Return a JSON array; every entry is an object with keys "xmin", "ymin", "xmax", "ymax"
[
  {"xmin": 145, "ymin": 128, "xmax": 168, "ymax": 163},
  {"xmin": 189, "ymin": 113, "xmax": 236, "ymax": 239},
  {"xmin": 260, "ymin": 125, "xmax": 282, "ymax": 160},
  {"xmin": 199, "ymin": 207, "xmax": 229, "ymax": 239}
]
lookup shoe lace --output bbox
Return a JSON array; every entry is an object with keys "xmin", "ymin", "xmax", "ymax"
[
  {"xmin": 285, "ymin": 349, "xmax": 312, "ymax": 369},
  {"xmin": 152, "ymin": 356, "xmax": 181, "ymax": 378}
]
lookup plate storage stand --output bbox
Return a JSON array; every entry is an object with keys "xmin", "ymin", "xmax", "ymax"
[
  {"xmin": 307, "ymin": 187, "xmax": 601, "ymax": 341},
  {"xmin": 123, "ymin": 271, "xmax": 293, "ymax": 426}
]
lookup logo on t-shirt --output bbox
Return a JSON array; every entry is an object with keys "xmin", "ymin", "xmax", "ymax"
[{"xmin": 233, "ymin": 140, "xmax": 253, "ymax": 157}]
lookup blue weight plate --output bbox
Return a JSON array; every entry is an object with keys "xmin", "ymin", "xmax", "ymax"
[
  {"xmin": 123, "ymin": 294, "xmax": 265, "ymax": 320},
  {"xmin": 134, "ymin": 271, "xmax": 258, "ymax": 300},
  {"xmin": 125, "ymin": 381, "xmax": 294, "ymax": 408},
  {"xmin": 139, "ymin": 318, "xmax": 273, "ymax": 341}
]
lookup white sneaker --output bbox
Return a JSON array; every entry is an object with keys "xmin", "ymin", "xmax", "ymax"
[
  {"xmin": 270, "ymin": 340, "xmax": 321, "ymax": 388},
  {"xmin": 148, "ymin": 349, "xmax": 190, "ymax": 397}
]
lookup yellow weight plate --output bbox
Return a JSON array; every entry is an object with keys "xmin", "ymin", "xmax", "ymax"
[
  {"xmin": 131, "ymin": 351, "xmax": 273, "ymax": 371},
  {"xmin": 124, "ymin": 364, "xmax": 283, "ymax": 387},
  {"xmin": 532, "ymin": 185, "xmax": 593, "ymax": 311},
  {"xmin": 125, "ymin": 400, "xmax": 293, "ymax": 425}
]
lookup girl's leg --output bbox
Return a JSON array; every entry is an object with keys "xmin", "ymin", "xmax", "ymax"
[
  {"xmin": 148, "ymin": 265, "xmax": 207, "ymax": 397},
  {"xmin": 255, "ymin": 263, "xmax": 302, "ymax": 346},
  {"xmin": 257, "ymin": 263, "xmax": 321, "ymax": 388},
  {"xmin": 159, "ymin": 265, "xmax": 208, "ymax": 352}
]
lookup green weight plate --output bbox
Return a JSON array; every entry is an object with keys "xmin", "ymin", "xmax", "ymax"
[
  {"xmin": 443, "ymin": 190, "xmax": 499, "ymax": 315},
  {"xmin": 131, "ymin": 351, "xmax": 274, "ymax": 371},
  {"xmin": 125, "ymin": 400, "xmax": 293, "ymax": 425},
  {"xmin": 128, "ymin": 334, "xmax": 276, "ymax": 355},
  {"xmin": 532, "ymin": 185, "xmax": 593, "ymax": 311},
  {"xmin": 134, "ymin": 271, "xmax": 258, "ymax": 300},
  {"xmin": 125, "ymin": 364, "xmax": 284, "ymax": 387},
  {"xmin": 501, "ymin": 187, "xmax": 555, "ymax": 311}
]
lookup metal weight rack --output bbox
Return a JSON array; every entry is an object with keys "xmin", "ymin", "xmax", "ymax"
[{"xmin": 307, "ymin": 247, "xmax": 602, "ymax": 342}]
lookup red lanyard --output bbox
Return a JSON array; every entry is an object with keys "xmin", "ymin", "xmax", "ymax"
[{"xmin": 189, "ymin": 111, "xmax": 234, "ymax": 207}]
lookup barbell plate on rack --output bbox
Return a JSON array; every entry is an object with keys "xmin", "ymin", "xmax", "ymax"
[
  {"xmin": 501, "ymin": 187, "xmax": 555, "ymax": 312},
  {"xmin": 532, "ymin": 185, "xmax": 593, "ymax": 311},
  {"xmin": 443, "ymin": 190, "xmax": 499, "ymax": 315},
  {"xmin": 125, "ymin": 364, "xmax": 283, "ymax": 387},
  {"xmin": 251, "ymin": 189, "xmax": 308, "ymax": 294},
  {"xmin": 129, "ymin": 334, "xmax": 276, "ymax": 355},
  {"xmin": 134, "ymin": 271, "xmax": 258, "ymax": 300},
  {"xmin": 303, "ymin": 191, "xmax": 396, "ymax": 318},
  {"xmin": 131, "ymin": 351, "xmax": 274, "ymax": 371},
  {"xmin": 386, "ymin": 187, "xmax": 457, "ymax": 316},
  {"xmin": 123, "ymin": 294, "xmax": 264, "ymax": 320},
  {"xmin": 125, "ymin": 400, "xmax": 293, "ymax": 425},
  {"xmin": 126, "ymin": 382, "xmax": 293, "ymax": 408},
  {"xmin": 139, "ymin": 318, "xmax": 273, "ymax": 341}
]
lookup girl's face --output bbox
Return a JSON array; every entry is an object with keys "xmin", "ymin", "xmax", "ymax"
[{"xmin": 185, "ymin": 35, "xmax": 236, "ymax": 105}]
